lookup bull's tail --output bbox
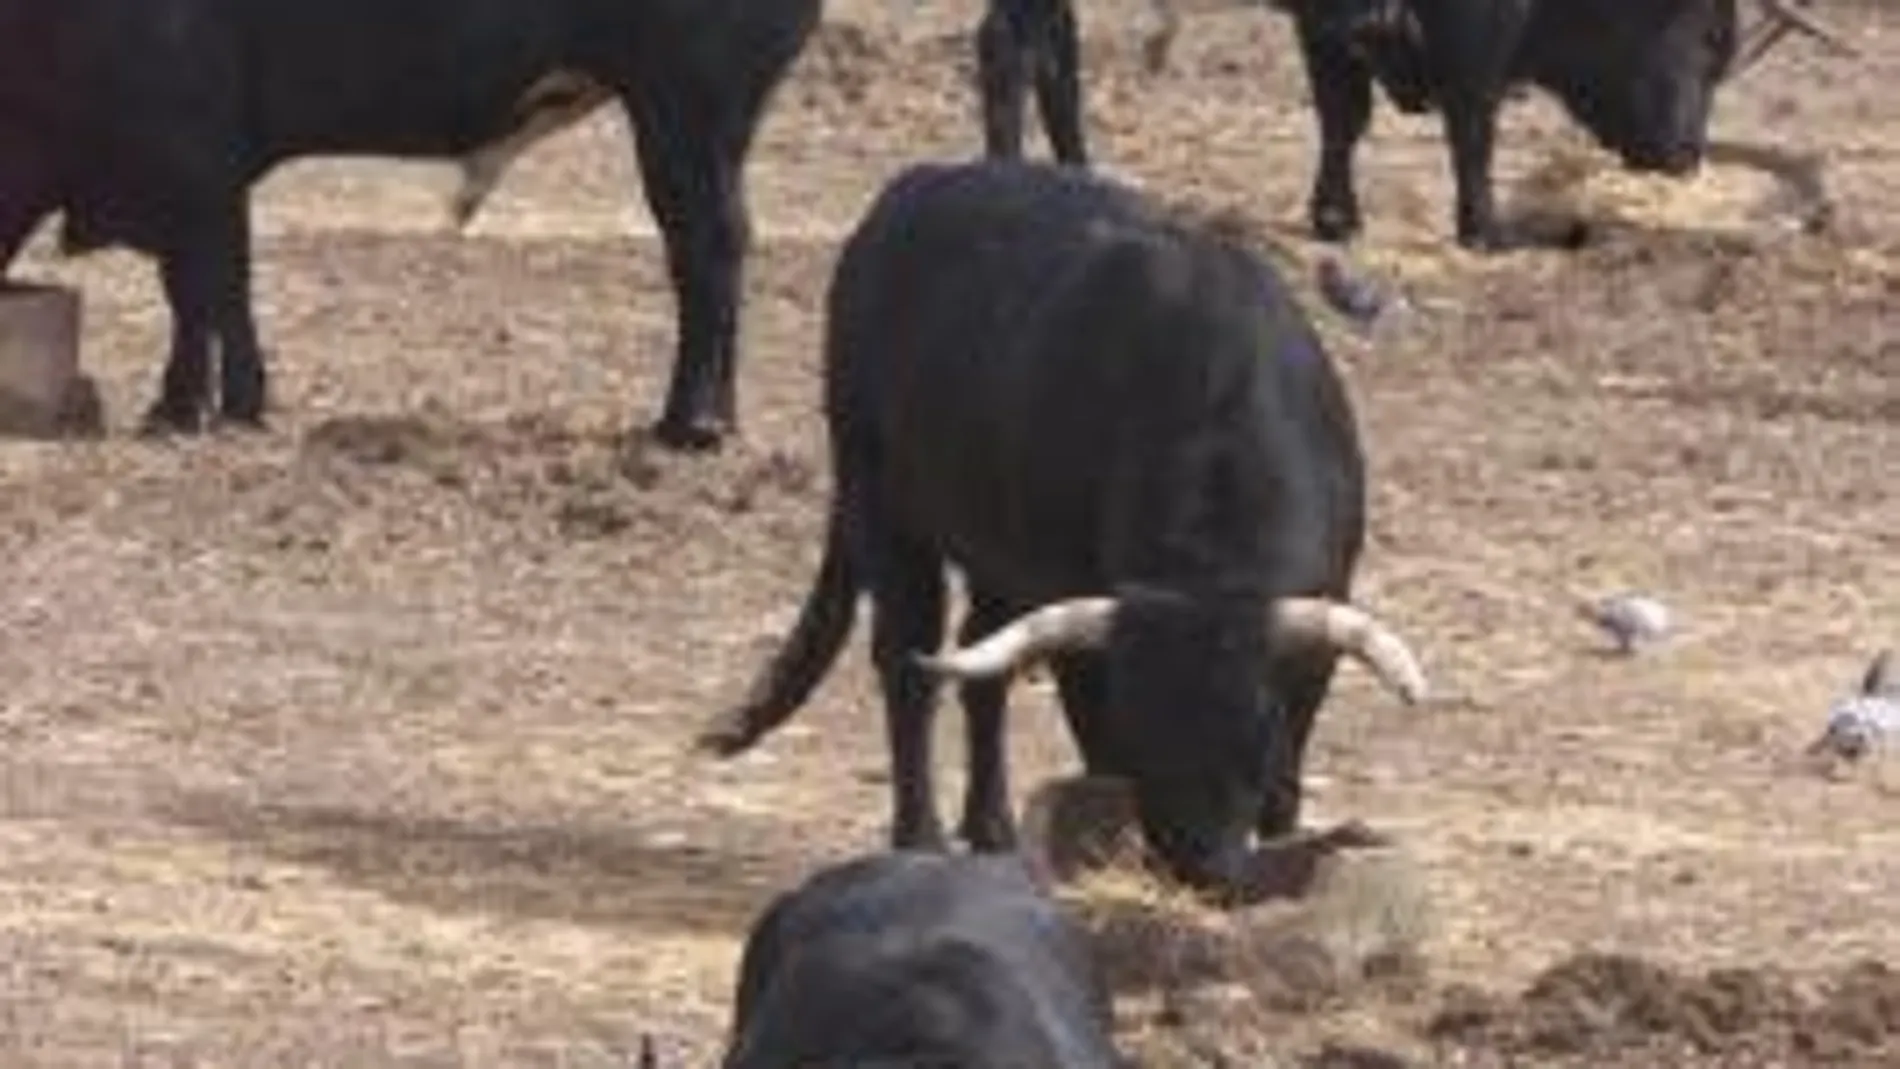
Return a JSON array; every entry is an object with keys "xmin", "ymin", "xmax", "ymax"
[{"xmin": 695, "ymin": 502, "xmax": 861, "ymax": 756}]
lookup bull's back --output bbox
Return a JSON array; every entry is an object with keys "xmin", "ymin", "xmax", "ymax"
[
  {"xmin": 826, "ymin": 162, "xmax": 1198, "ymax": 594},
  {"xmin": 827, "ymin": 160, "xmax": 1361, "ymax": 599}
]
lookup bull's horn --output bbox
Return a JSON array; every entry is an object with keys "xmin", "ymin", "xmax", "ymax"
[
  {"xmin": 1269, "ymin": 598, "xmax": 1429, "ymax": 704},
  {"xmin": 1740, "ymin": 0, "xmax": 1859, "ymax": 72},
  {"xmin": 914, "ymin": 598, "xmax": 1118, "ymax": 680}
]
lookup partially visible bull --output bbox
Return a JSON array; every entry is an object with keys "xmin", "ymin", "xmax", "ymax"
[
  {"xmin": 1142, "ymin": 0, "xmax": 1853, "ymax": 250},
  {"xmin": 451, "ymin": 0, "xmax": 1098, "ymax": 227},
  {"xmin": 717, "ymin": 851, "xmax": 1129, "ymax": 1069},
  {"xmin": 0, "ymin": 0, "xmax": 820, "ymax": 447}
]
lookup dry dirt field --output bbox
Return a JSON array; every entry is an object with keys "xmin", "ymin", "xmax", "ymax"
[{"xmin": 3, "ymin": 1, "xmax": 1899, "ymax": 1065}]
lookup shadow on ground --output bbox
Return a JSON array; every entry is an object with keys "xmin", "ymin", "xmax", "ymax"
[{"xmin": 166, "ymin": 791, "xmax": 807, "ymax": 937}]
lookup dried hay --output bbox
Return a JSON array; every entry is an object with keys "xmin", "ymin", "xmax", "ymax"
[
  {"xmin": 1022, "ymin": 776, "xmax": 1436, "ymax": 1009},
  {"xmin": 1507, "ymin": 136, "xmax": 1832, "ymax": 238}
]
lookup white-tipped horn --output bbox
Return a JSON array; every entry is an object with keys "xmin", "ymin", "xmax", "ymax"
[
  {"xmin": 915, "ymin": 598, "xmax": 1118, "ymax": 681},
  {"xmin": 1736, "ymin": 0, "xmax": 1859, "ymax": 75},
  {"xmin": 1269, "ymin": 598, "xmax": 1429, "ymax": 704}
]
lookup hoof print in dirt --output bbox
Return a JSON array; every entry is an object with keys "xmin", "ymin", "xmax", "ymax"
[{"xmin": 1025, "ymin": 775, "xmax": 1432, "ymax": 1009}]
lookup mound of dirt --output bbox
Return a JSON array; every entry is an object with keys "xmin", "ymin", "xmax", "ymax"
[
  {"xmin": 1427, "ymin": 953, "xmax": 1900, "ymax": 1063},
  {"xmin": 295, "ymin": 411, "xmax": 819, "ymax": 543}
]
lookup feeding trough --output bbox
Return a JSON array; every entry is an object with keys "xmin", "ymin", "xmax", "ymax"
[
  {"xmin": 1021, "ymin": 775, "xmax": 1435, "ymax": 1006},
  {"xmin": 0, "ymin": 282, "xmax": 101, "ymax": 438}
]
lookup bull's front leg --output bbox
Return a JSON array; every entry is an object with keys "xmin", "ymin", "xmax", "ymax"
[
  {"xmin": 868, "ymin": 543, "xmax": 951, "ymax": 851},
  {"xmin": 1441, "ymin": 94, "xmax": 1507, "ymax": 250},
  {"xmin": 1293, "ymin": 19, "xmax": 1376, "ymax": 242},
  {"xmin": 625, "ymin": 89, "xmax": 752, "ymax": 451},
  {"xmin": 956, "ymin": 594, "xmax": 1019, "ymax": 850}
]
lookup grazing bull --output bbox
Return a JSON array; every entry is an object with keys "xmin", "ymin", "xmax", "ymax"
[
  {"xmin": 718, "ymin": 851, "xmax": 1128, "ymax": 1069},
  {"xmin": 1134, "ymin": 0, "xmax": 1851, "ymax": 250},
  {"xmin": 1270, "ymin": 0, "xmax": 1855, "ymax": 249},
  {"xmin": 698, "ymin": 159, "xmax": 1429, "ymax": 905},
  {"xmin": 0, "ymin": 0, "xmax": 821, "ymax": 448}
]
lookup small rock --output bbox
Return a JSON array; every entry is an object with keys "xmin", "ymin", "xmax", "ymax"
[{"xmin": 1316, "ymin": 256, "xmax": 1401, "ymax": 328}]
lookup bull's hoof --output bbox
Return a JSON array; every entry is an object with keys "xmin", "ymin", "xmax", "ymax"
[
  {"xmin": 1310, "ymin": 204, "xmax": 1362, "ymax": 244},
  {"xmin": 651, "ymin": 412, "xmax": 730, "ymax": 452},
  {"xmin": 213, "ymin": 407, "xmax": 270, "ymax": 434},
  {"xmin": 958, "ymin": 813, "xmax": 1020, "ymax": 853},
  {"xmin": 1313, "ymin": 819, "xmax": 1394, "ymax": 852},
  {"xmin": 1454, "ymin": 224, "xmax": 1512, "ymax": 253},
  {"xmin": 139, "ymin": 400, "xmax": 207, "ymax": 437}
]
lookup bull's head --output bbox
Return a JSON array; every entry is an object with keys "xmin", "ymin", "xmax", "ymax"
[
  {"xmin": 916, "ymin": 589, "xmax": 1426, "ymax": 905},
  {"xmin": 1539, "ymin": 0, "xmax": 1853, "ymax": 177}
]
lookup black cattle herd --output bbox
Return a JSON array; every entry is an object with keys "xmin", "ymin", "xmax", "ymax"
[{"xmin": 0, "ymin": 0, "xmax": 1857, "ymax": 1065}]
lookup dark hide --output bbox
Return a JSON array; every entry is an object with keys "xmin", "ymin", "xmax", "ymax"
[
  {"xmin": 1290, "ymin": 0, "xmax": 1739, "ymax": 249},
  {"xmin": 978, "ymin": 0, "xmax": 1090, "ymax": 166},
  {"xmin": 719, "ymin": 851, "xmax": 1127, "ymax": 1069},
  {"xmin": 702, "ymin": 160, "xmax": 1410, "ymax": 905},
  {"xmin": 0, "ymin": 0, "xmax": 820, "ymax": 447}
]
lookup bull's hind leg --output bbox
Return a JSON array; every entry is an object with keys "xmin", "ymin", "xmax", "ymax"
[
  {"xmin": 1255, "ymin": 654, "xmax": 1340, "ymax": 840},
  {"xmin": 1030, "ymin": 1, "xmax": 1089, "ymax": 166},
  {"xmin": 213, "ymin": 200, "xmax": 268, "ymax": 427},
  {"xmin": 146, "ymin": 195, "xmax": 265, "ymax": 433},
  {"xmin": 1293, "ymin": 18, "xmax": 1376, "ymax": 242},
  {"xmin": 143, "ymin": 241, "xmax": 219, "ymax": 433},
  {"xmin": 977, "ymin": 7, "xmax": 1031, "ymax": 159},
  {"xmin": 956, "ymin": 592, "xmax": 1018, "ymax": 851},
  {"xmin": 625, "ymin": 88, "xmax": 753, "ymax": 451},
  {"xmin": 868, "ymin": 537, "xmax": 951, "ymax": 851}
]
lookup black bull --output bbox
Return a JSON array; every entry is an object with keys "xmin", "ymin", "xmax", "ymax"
[
  {"xmin": 1147, "ymin": 0, "xmax": 1856, "ymax": 249},
  {"xmin": 717, "ymin": 851, "xmax": 1129, "ymax": 1069},
  {"xmin": 697, "ymin": 158, "xmax": 1430, "ymax": 905},
  {"xmin": 0, "ymin": 0, "xmax": 821, "ymax": 448}
]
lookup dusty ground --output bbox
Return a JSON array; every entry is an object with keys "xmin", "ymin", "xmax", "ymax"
[{"xmin": 2, "ymin": 0, "xmax": 1898, "ymax": 1064}]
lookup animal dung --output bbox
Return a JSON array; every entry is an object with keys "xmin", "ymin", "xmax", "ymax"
[
  {"xmin": 0, "ymin": 283, "xmax": 101, "ymax": 438},
  {"xmin": 1508, "ymin": 136, "xmax": 1832, "ymax": 237},
  {"xmin": 1023, "ymin": 775, "xmax": 1433, "ymax": 1006}
]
